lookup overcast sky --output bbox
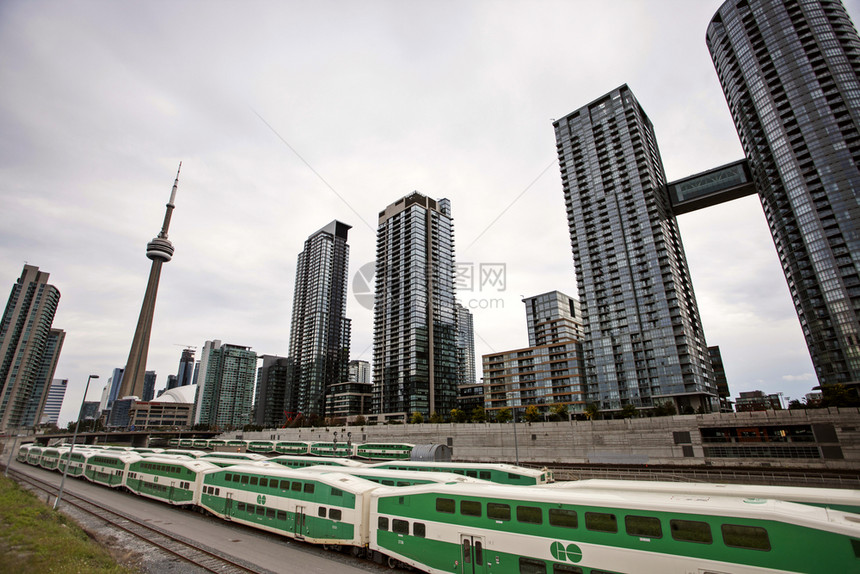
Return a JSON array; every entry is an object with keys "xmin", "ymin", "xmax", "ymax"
[{"xmin": 3, "ymin": 0, "xmax": 857, "ymax": 426}]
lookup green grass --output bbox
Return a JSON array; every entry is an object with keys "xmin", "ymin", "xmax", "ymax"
[{"xmin": 0, "ymin": 474, "xmax": 138, "ymax": 574}]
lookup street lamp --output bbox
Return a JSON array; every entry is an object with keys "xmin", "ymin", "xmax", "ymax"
[{"xmin": 54, "ymin": 374, "xmax": 98, "ymax": 511}]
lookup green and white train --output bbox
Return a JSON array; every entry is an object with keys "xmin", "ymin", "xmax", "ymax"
[
  {"xmin": 368, "ymin": 461, "xmax": 553, "ymax": 486},
  {"xmin": 126, "ymin": 456, "xmax": 219, "ymax": 505}
]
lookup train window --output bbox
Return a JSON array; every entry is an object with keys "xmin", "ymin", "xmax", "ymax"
[
  {"xmin": 256, "ymin": 506, "xmax": 265, "ymax": 516},
  {"xmin": 304, "ymin": 483, "xmax": 315, "ymax": 494},
  {"xmin": 266, "ymin": 509, "xmax": 275, "ymax": 518},
  {"xmin": 319, "ymin": 507, "xmax": 327, "ymax": 518},
  {"xmin": 215, "ymin": 488, "xmax": 220, "ymax": 496},
  {"xmin": 241, "ymin": 475, "xmax": 249, "ymax": 485},
  {"xmin": 331, "ymin": 487, "xmax": 343, "ymax": 496},
  {"xmin": 330, "ymin": 509, "xmax": 342, "ymax": 521},
  {"xmin": 488, "ymin": 503, "xmax": 511, "ymax": 521},
  {"xmin": 393, "ymin": 519, "xmax": 409, "ymax": 535},
  {"xmin": 225, "ymin": 473, "xmax": 232, "ymax": 481},
  {"xmin": 378, "ymin": 517, "xmax": 389, "ymax": 530},
  {"xmin": 436, "ymin": 498, "xmax": 455, "ymax": 513},
  {"xmin": 260, "ymin": 478, "xmax": 268, "ymax": 487},
  {"xmin": 721, "ymin": 524, "xmax": 770, "ymax": 551},
  {"xmin": 277, "ymin": 511, "xmax": 287, "ymax": 521},
  {"xmin": 461, "ymin": 500, "xmax": 482, "ymax": 517},
  {"xmin": 413, "ymin": 522, "xmax": 425, "ymax": 538},
  {"xmin": 517, "ymin": 506, "xmax": 542, "ymax": 524},
  {"xmin": 625, "ymin": 515, "xmax": 662, "ymax": 538},
  {"xmin": 670, "ymin": 520, "xmax": 712, "ymax": 544},
  {"xmin": 518, "ymin": 557, "xmax": 547, "ymax": 574},
  {"xmin": 250, "ymin": 477, "xmax": 258, "ymax": 486},
  {"xmin": 397, "ymin": 482, "xmax": 409, "ymax": 487},
  {"xmin": 585, "ymin": 512, "xmax": 617, "ymax": 533},
  {"xmin": 549, "ymin": 508, "xmax": 578, "ymax": 528},
  {"xmin": 508, "ymin": 473, "xmax": 521, "ymax": 480},
  {"xmin": 382, "ymin": 480, "xmax": 394, "ymax": 486},
  {"xmin": 292, "ymin": 482, "xmax": 301, "ymax": 492},
  {"xmin": 238, "ymin": 502, "xmax": 246, "ymax": 511},
  {"xmin": 552, "ymin": 565, "xmax": 583, "ymax": 574},
  {"xmin": 479, "ymin": 471, "xmax": 491, "ymax": 480},
  {"xmin": 466, "ymin": 471, "xmax": 478, "ymax": 478}
]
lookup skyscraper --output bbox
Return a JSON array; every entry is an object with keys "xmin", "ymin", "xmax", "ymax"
[
  {"xmin": 287, "ymin": 220, "xmax": 352, "ymax": 418},
  {"xmin": 176, "ymin": 347, "xmax": 195, "ymax": 387},
  {"xmin": 21, "ymin": 327, "xmax": 65, "ymax": 428},
  {"xmin": 524, "ymin": 291, "xmax": 584, "ymax": 347},
  {"xmin": 0, "ymin": 265, "xmax": 62, "ymax": 432},
  {"xmin": 254, "ymin": 354, "xmax": 292, "ymax": 427},
  {"xmin": 373, "ymin": 192, "xmax": 458, "ymax": 419},
  {"xmin": 106, "ymin": 367, "xmax": 124, "ymax": 409},
  {"xmin": 455, "ymin": 303, "xmax": 476, "ymax": 387},
  {"xmin": 119, "ymin": 164, "xmax": 181, "ymax": 400},
  {"xmin": 142, "ymin": 370, "xmax": 156, "ymax": 402},
  {"xmin": 348, "ymin": 360, "xmax": 370, "ymax": 384},
  {"xmin": 707, "ymin": 0, "xmax": 860, "ymax": 387},
  {"xmin": 193, "ymin": 339, "xmax": 257, "ymax": 428},
  {"xmin": 553, "ymin": 86, "xmax": 717, "ymax": 414},
  {"xmin": 40, "ymin": 378, "xmax": 67, "ymax": 425}
]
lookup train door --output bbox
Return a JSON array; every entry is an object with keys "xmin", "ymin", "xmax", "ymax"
[
  {"xmin": 224, "ymin": 492, "xmax": 233, "ymax": 520},
  {"xmin": 459, "ymin": 535, "xmax": 487, "ymax": 574},
  {"xmin": 294, "ymin": 506, "xmax": 306, "ymax": 539}
]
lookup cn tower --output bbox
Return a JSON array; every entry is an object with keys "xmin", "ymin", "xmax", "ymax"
[{"xmin": 118, "ymin": 163, "xmax": 181, "ymax": 400}]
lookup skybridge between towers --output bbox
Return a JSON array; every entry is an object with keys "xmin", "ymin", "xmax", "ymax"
[{"xmin": 666, "ymin": 159, "xmax": 757, "ymax": 215}]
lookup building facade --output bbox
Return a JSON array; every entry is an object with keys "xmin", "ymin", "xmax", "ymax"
[
  {"xmin": 373, "ymin": 192, "xmax": 458, "ymax": 420},
  {"xmin": 39, "ymin": 378, "xmax": 67, "ymax": 425},
  {"xmin": 709, "ymin": 345, "xmax": 733, "ymax": 412},
  {"xmin": 707, "ymin": 0, "xmax": 860, "ymax": 387},
  {"xmin": 455, "ymin": 303, "xmax": 476, "ymax": 386},
  {"xmin": 553, "ymin": 86, "xmax": 717, "ymax": 415},
  {"xmin": 0, "ymin": 265, "xmax": 62, "ymax": 432},
  {"xmin": 142, "ymin": 370, "xmax": 156, "ymax": 402},
  {"xmin": 348, "ymin": 360, "xmax": 370, "ymax": 384},
  {"xmin": 735, "ymin": 390, "xmax": 784, "ymax": 412},
  {"xmin": 287, "ymin": 221, "xmax": 352, "ymax": 418},
  {"xmin": 326, "ymin": 380, "xmax": 372, "ymax": 421},
  {"xmin": 254, "ymin": 354, "xmax": 292, "ymax": 427},
  {"xmin": 106, "ymin": 367, "xmax": 124, "ymax": 410},
  {"xmin": 21, "ymin": 327, "xmax": 65, "ymax": 428},
  {"xmin": 176, "ymin": 347, "xmax": 195, "ymax": 387},
  {"xmin": 194, "ymin": 340, "xmax": 257, "ymax": 428},
  {"xmin": 525, "ymin": 291, "xmax": 584, "ymax": 346}
]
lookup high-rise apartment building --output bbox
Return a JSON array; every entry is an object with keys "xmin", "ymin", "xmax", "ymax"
[
  {"xmin": 176, "ymin": 347, "xmax": 195, "ymax": 387},
  {"xmin": 194, "ymin": 339, "xmax": 257, "ymax": 428},
  {"xmin": 707, "ymin": 0, "xmax": 860, "ymax": 386},
  {"xmin": 40, "ymin": 378, "xmax": 67, "ymax": 425},
  {"xmin": 142, "ymin": 370, "xmax": 156, "ymax": 402},
  {"xmin": 254, "ymin": 354, "xmax": 292, "ymax": 427},
  {"xmin": 287, "ymin": 221, "xmax": 352, "ymax": 418},
  {"xmin": 348, "ymin": 360, "xmax": 371, "ymax": 384},
  {"xmin": 553, "ymin": 86, "xmax": 717, "ymax": 414},
  {"xmin": 455, "ymin": 303, "xmax": 476, "ymax": 387},
  {"xmin": 106, "ymin": 367, "xmax": 124, "ymax": 409},
  {"xmin": 709, "ymin": 345, "xmax": 733, "ymax": 412},
  {"xmin": 373, "ymin": 192, "xmax": 458, "ymax": 420},
  {"xmin": 21, "ymin": 327, "xmax": 65, "ymax": 428},
  {"xmin": 525, "ymin": 291, "xmax": 584, "ymax": 347},
  {"xmin": 0, "ymin": 265, "xmax": 62, "ymax": 432}
]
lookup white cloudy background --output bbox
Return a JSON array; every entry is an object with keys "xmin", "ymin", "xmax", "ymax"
[{"xmin": 2, "ymin": 0, "xmax": 856, "ymax": 426}]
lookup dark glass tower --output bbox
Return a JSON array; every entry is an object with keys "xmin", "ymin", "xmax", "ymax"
[
  {"xmin": 707, "ymin": 0, "xmax": 860, "ymax": 386},
  {"xmin": 287, "ymin": 220, "xmax": 352, "ymax": 418},
  {"xmin": 553, "ymin": 86, "xmax": 717, "ymax": 414},
  {"xmin": 373, "ymin": 192, "xmax": 458, "ymax": 419}
]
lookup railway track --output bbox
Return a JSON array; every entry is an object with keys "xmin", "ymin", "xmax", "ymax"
[{"xmin": 6, "ymin": 465, "xmax": 265, "ymax": 574}]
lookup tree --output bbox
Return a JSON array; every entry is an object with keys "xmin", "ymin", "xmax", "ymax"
[
  {"xmin": 788, "ymin": 399, "xmax": 807, "ymax": 410},
  {"xmin": 549, "ymin": 403, "xmax": 569, "ymax": 421},
  {"xmin": 409, "ymin": 411, "xmax": 424, "ymax": 424},
  {"xmin": 350, "ymin": 415, "xmax": 367, "ymax": 426},
  {"xmin": 429, "ymin": 411, "xmax": 444, "ymax": 424},
  {"xmin": 523, "ymin": 404, "xmax": 541, "ymax": 422},
  {"xmin": 495, "ymin": 407, "xmax": 512, "ymax": 423},
  {"xmin": 470, "ymin": 406, "xmax": 487, "ymax": 423},
  {"xmin": 450, "ymin": 408, "xmax": 467, "ymax": 423},
  {"xmin": 584, "ymin": 403, "xmax": 600, "ymax": 421},
  {"xmin": 653, "ymin": 401, "xmax": 677, "ymax": 416},
  {"xmin": 620, "ymin": 404, "xmax": 637, "ymax": 419},
  {"xmin": 820, "ymin": 384, "xmax": 860, "ymax": 408}
]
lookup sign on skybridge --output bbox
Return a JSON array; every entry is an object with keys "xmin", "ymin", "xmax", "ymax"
[{"xmin": 666, "ymin": 159, "xmax": 757, "ymax": 215}]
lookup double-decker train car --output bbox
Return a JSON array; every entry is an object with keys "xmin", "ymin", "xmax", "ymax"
[
  {"xmin": 198, "ymin": 464, "xmax": 382, "ymax": 547},
  {"xmin": 309, "ymin": 442, "xmax": 354, "ymax": 457},
  {"xmin": 39, "ymin": 447, "xmax": 69, "ymax": 470},
  {"xmin": 355, "ymin": 443, "xmax": 415, "ymax": 461},
  {"xmin": 26, "ymin": 445, "xmax": 45, "ymax": 466},
  {"xmin": 368, "ymin": 461, "xmax": 553, "ymax": 485},
  {"xmin": 192, "ymin": 439, "xmax": 210, "ymax": 449},
  {"xmin": 126, "ymin": 456, "xmax": 219, "ymax": 505},
  {"xmin": 541, "ymin": 479, "xmax": 860, "ymax": 515},
  {"xmin": 301, "ymin": 465, "xmax": 488, "ymax": 488},
  {"xmin": 269, "ymin": 455, "xmax": 366, "ymax": 469},
  {"xmin": 275, "ymin": 441, "xmax": 312, "ymax": 455},
  {"xmin": 248, "ymin": 440, "xmax": 277, "ymax": 454},
  {"xmin": 163, "ymin": 449, "xmax": 207, "ymax": 458},
  {"xmin": 16, "ymin": 444, "xmax": 32, "ymax": 463},
  {"xmin": 57, "ymin": 449, "xmax": 98, "ymax": 478},
  {"xmin": 208, "ymin": 439, "xmax": 227, "ymax": 449},
  {"xmin": 84, "ymin": 452, "xmax": 141, "ymax": 488},
  {"xmin": 168, "ymin": 438, "xmax": 180, "ymax": 447},
  {"xmin": 200, "ymin": 452, "xmax": 267, "ymax": 463},
  {"xmin": 370, "ymin": 482, "xmax": 860, "ymax": 574},
  {"xmin": 226, "ymin": 439, "xmax": 250, "ymax": 451}
]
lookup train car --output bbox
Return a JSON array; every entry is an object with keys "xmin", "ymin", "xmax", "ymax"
[
  {"xmin": 201, "ymin": 457, "xmax": 260, "ymax": 468},
  {"xmin": 309, "ymin": 442, "xmax": 355, "ymax": 457},
  {"xmin": 193, "ymin": 439, "xmax": 210, "ymax": 449},
  {"xmin": 200, "ymin": 452, "xmax": 267, "ymax": 462},
  {"xmin": 56, "ymin": 449, "xmax": 98, "ymax": 477},
  {"xmin": 178, "ymin": 439, "xmax": 195, "ymax": 448},
  {"xmin": 139, "ymin": 452, "xmax": 194, "ymax": 461},
  {"xmin": 355, "ymin": 443, "xmax": 415, "ymax": 461},
  {"xmin": 133, "ymin": 448, "xmax": 165, "ymax": 454},
  {"xmin": 541, "ymin": 479, "xmax": 860, "ymax": 515},
  {"xmin": 39, "ymin": 447, "xmax": 69, "ymax": 470},
  {"xmin": 226, "ymin": 439, "xmax": 249, "ymax": 451},
  {"xmin": 248, "ymin": 440, "xmax": 276, "ymax": 454},
  {"xmin": 168, "ymin": 438, "xmax": 180, "ymax": 447},
  {"xmin": 198, "ymin": 464, "xmax": 382, "ymax": 547},
  {"xmin": 370, "ymin": 482, "xmax": 860, "ymax": 574},
  {"xmin": 16, "ymin": 444, "xmax": 32, "ymax": 463},
  {"xmin": 368, "ymin": 461, "xmax": 553, "ymax": 485},
  {"xmin": 26, "ymin": 445, "xmax": 45, "ymax": 466},
  {"xmin": 126, "ymin": 456, "xmax": 219, "ymax": 505},
  {"xmin": 208, "ymin": 439, "xmax": 227, "ymax": 449},
  {"xmin": 301, "ymin": 465, "xmax": 488, "ymax": 488},
  {"xmin": 274, "ymin": 441, "xmax": 312, "ymax": 455},
  {"xmin": 103, "ymin": 446, "xmax": 134, "ymax": 452},
  {"xmin": 163, "ymin": 449, "xmax": 207, "ymax": 458},
  {"xmin": 84, "ymin": 452, "xmax": 142, "ymax": 488},
  {"xmin": 269, "ymin": 455, "xmax": 366, "ymax": 469}
]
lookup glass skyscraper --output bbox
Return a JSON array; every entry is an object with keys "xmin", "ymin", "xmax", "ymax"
[
  {"xmin": 553, "ymin": 86, "xmax": 717, "ymax": 414},
  {"xmin": 0, "ymin": 265, "xmax": 62, "ymax": 432},
  {"xmin": 287, "ymin": 220, "xmax": 352, "ymax": 418},
  {"xmin": 707, "ymin": 0, "xmax": 860, "ymax": 386},
  {"xmin": 194, "ymin": 339, "xmax": 257, "ymax": 428},
  {"xmin": 373, "ymin": 192, "xmax": 458, "ymax": 419},
  {"xmin": 21, "ymin": 327, "xmax": 65, "ymax": 428}
]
